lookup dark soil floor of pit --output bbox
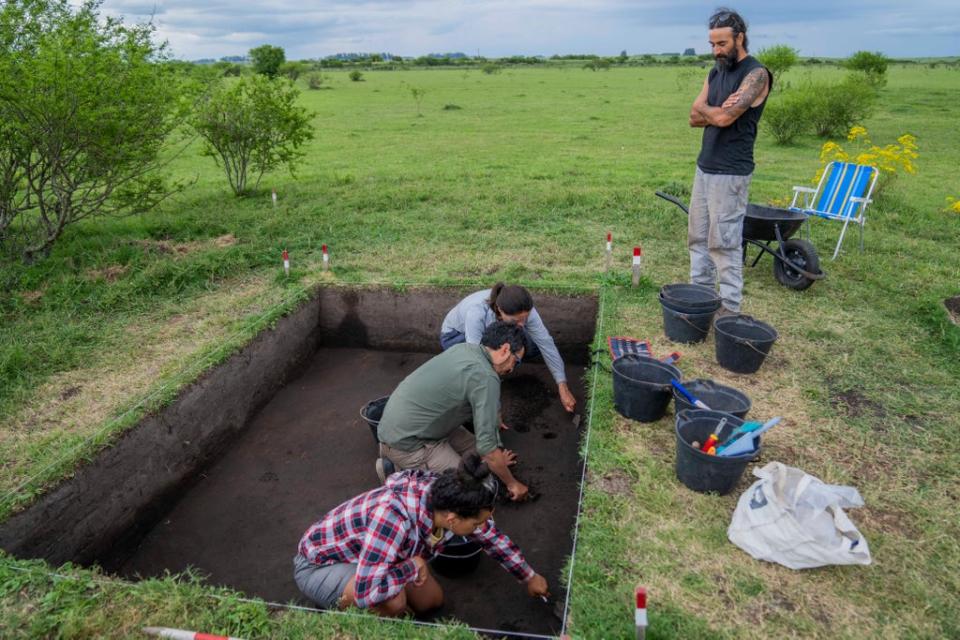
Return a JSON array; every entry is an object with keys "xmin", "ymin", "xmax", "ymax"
[{"xmin": 106, "ymin": 347, "xmax": 585, "ymax": 637}]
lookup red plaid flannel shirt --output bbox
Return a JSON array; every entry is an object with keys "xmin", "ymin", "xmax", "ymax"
[{"xmin": 298, "ymin": 470, "xmax": 535, "ymax": 608}]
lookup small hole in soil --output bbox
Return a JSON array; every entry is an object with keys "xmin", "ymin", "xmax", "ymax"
[{"xmin": 542, "ymin": 432, "xmax": 557, "ymax": 439}]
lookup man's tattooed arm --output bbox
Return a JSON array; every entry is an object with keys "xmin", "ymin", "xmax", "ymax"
[{"xmin": 692, "ymin": 67, "xmax": 769, "ymax": 128}]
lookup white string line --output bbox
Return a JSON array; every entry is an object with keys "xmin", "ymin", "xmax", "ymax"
[
  {"xmin": 1, "ymin": 278, "xmax": 597, "ymax": 511},
  {"xmin": 560, "ymin": 285, "xmax": 607, "ymax": 637},
  {"xmin": 1, "ymin": 563, "xmax": 557, "ymax": 640},
  {"xmin": 3, "ymin": 278, "xmax": 607, "ymax": 639}
]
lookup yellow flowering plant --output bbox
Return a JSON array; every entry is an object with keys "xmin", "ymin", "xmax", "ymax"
[
  {"xmin": 813, "ymin": 126, "xmax": 919, "ymax": 194},
  {"xmin": 946, "ymin": 197, "xmax": 960, "ymax": 215}
]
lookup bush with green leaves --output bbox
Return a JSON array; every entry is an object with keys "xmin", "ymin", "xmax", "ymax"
[
  {"xmin": 481, "ymin": 63, "xmax": 501, "ymax": 75},
  {"xmin": 278, "ymin": 61, "xmax": 304, "ymax": 82},
  {"xmin": 845, "ymin": 50, "xmax": 888, "ymax": 86},
  {"xmin": 409, "ymin": 86, "xmax": 426, "ymax": 116},
  {"xmin": 306, "ymin": 72, "xmax": 325, "ymax": 90},
  {"xmin": 348, "ymin": 70, "xmax": 364, "ymax": 82},
  {"xmin": 190, "ymin": 75, "xmax": 315, "ymax": 196},
  {"xmin": 0, "ymin": 0, "xmax": 185, "ymax": 263},
  {"xmin": 583, "ymin": 58, "xmax": 612, "ymax": 71},
  {"xmin": 757, "ymin": 44, "xmax": 799, "ymax": 80},
  {"xmin": 762, "ymin": 89, "xmax": 810, "ymax": 144},
  {"xmin": 249, "ymin": 44, "xmax": 285, "ymax": 77},
  {"xmin": 804, "ymin": 76, "xmax": 876, "ymax": 137}
]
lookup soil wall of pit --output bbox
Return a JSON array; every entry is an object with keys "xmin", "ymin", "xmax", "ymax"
[{"xmin": 0, "ymin": 287, "xmax": 597, "ymax": 567}]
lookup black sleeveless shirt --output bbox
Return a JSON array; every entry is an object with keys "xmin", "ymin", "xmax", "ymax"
[{"xmin": 697, "ymin": 55, "xmax": 772, "ymax": 176}]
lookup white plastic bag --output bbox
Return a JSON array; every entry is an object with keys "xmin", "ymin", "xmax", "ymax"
[{"xmin": 727, "ymin": 461, "xmax": 871, "ymax": 569}]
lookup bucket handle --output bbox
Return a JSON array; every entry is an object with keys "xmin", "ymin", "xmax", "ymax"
[
  {"xmin": 730, "ymin": 337, "xmax": 774, "ymax": 356},
  {"xmin": 677, "ymin": 313, "xmax": 710, "ymax": 334}
]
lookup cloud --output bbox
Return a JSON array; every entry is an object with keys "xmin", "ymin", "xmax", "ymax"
[{"xmin": 95, "ymin": 0, "xmax": 960, "ymax": 59}]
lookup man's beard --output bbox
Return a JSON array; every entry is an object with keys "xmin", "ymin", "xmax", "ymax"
[{"xmin": 715, "ymin": 49, "xmax": 738, "ymax": 71}]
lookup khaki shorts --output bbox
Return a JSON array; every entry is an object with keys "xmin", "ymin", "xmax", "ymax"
[{"xmin": 380, "ymin": 426, "xmax": 477, "ymax": 473}]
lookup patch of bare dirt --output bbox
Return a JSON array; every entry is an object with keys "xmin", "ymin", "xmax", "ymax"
[
  {"xmin": 744, "ymin": 589, "xmax": 797, "ymax": 623},
  {"xmin": 214, "ymin": 234, "xmax": 237, "ymax": 248},
  {"xmin": 21, "ymin": 290, "xmax": 43, "ymax": 305},
  {"xmin": 830, "ymin": 389, "xmax": 886, "ymax": 418},
  {"xmin": 132, "ymin": 239, "xmax": 193, "ymax": 255},
  {"xmin": 59, "ymin": 386, "xmax": 81, "ymax": 401},
  {"xmin": 87, "ymin": 265, "xmax": 128, "ymax": 282},
  {"xmin": 589, "ymin": 468, "xmax": 633, "ymax": 496},
  {"xmin": 858, "ymin": 504, "xmax": 917, "ymax": 538},
  {"xmin": 945, "ymin": 295, "xmax": 960, "ymax": 325}
]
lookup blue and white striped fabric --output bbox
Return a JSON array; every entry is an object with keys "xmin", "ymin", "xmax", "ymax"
[{"xmin": 801, "ymin": 162, "xmax": 876, "ymax": 221}]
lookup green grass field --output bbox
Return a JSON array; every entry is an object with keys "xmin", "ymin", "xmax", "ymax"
[{"xmin": 2, "ymin": 64, "xmax": 959, "ymax": 638}]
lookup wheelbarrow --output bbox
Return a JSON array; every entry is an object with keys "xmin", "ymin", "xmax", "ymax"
[{"xmin": 655, "ymin": 191, "xmax": 825, "ymax": 291}]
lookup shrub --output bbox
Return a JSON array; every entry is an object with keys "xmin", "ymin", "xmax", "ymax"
[
  {"xmin": 481, "ymin": 63, "xmax": 501, "ymax": 75},
  {"xmin": 191, "ymin": 76, "xmax": 315, "ymax": 196},
  {"xmin": 583, "ymin": 59, "xmax": 612, "ymax": 71},
  {"xmin": 348, "ymin": 70, "xmax": 364, "ymax": 82},
  {"xmin": 845, "ymin": 51, "xmax": 888, "ymax": 86},
  {"xmin": 278, "ymin": 61, "xmax": 303, "ymax": 82},
  {"xmin": 306, "ymin": 73, "xmax": 326, "ymax": 90},
  {"xmin": 804, "ymin": 76, "xmax": 876, "ymax": 137},
  {"xmin": 410, "ymin": 86, "xmax": 426, "ymax": 116},
  {"xmin": 442, "ymin": 103, "xmax": 462, "ymax": 110},
  {"xmin": 762, "ymin": 90, "xmax": 810, "ymax": 144},
  {"xmin": 757, "ymin": 44, "xmax": 799, "ymax": 79},
  {"xmin": 0, "ymin": 0, "xmax": 185, "ymax": 263}
]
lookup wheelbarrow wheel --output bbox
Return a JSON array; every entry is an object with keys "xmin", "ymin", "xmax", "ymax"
[{"xmin": 773, "ymin": 239, "xmax": 820, "ymax": 290}]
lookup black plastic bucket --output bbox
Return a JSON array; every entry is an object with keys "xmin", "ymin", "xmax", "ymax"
[
  {"xmin": 661, "ymin": 302, "xmax": 715, "ymax": 344},
  {"xmin": 612, "ymin": 354, "xmax": 682, "ymax": 423},
  {"xmin": 673, "ymin": 379, "xmax": 751, "ymax": 419},
  {"xmin": 659, "ymin": 283, "xmax": 721, "ymax": 314},
  {"xmin": 714, "ymin": 315, "xmax": 778, "ymax": 374},
  {"xmin": 360, "ymin": 396, "xmax": 389, "ymax": 445},
  {"xmin": 430, "ymin": 535, "xmax": 483, "ymax": 578},
  {"xmin": 674, "ymin": 410, "xmax": 759, "ymax": 495}
]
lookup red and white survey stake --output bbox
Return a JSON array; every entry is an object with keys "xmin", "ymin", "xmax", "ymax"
[
  {"xmin": 635, "ymin": 586, "xmax": 648, "ymax": 640},
  {"xmin": 322, "ymin": 244, "xmax": 329, "ymax": 271},
  {"xmin": 143, "ymin": 627, "xmax": 245, "ymax": 640},
  {"xmin": 631, "ymin": 246, "xmax": 643, "ymax": 286},
  {"xmin": 282, "ymin": 249, "xmax": 290, "ymax": 276},
  {"xmin": 605, "ymin": 231, "xmax": 613, "ymax": 270}
]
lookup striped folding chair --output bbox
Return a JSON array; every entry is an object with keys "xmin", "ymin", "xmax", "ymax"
[{"xmin": 789, "ymin": 161, "xmax": 879, "ymax": 260}]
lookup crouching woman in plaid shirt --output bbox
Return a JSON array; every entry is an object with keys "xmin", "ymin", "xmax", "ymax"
[{"xmin": 294, "ymin": 453, "xmax": 549, "ymax": 616}]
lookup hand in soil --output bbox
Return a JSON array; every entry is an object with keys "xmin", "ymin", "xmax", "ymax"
[
  {"xmin": 526, "ymin": 573, "xmax": 550, "ymax": 599},
  {"xmin": 503, "ymin": 449, "xmax": 519, "ymax": 466},
  {"xmin": 499, "ymin": 420, "xmax": 510, "ymax": 431},
  {"xmin": 507, "ymin": 480, "xmax": 529, "ymax": 501},
  {"xmin": 558, "ymin": 382, "xmax": 577, "ymax": 413}
]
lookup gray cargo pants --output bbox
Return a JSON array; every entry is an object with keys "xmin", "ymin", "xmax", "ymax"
[{"xmin": 688, "ymin": 167, "xmax": 752, "ymax": 312}]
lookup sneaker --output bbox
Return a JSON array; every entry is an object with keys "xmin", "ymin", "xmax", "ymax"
[{"xmin": 375, "ymin": 457, "xmax": 396, "ymax": 483}]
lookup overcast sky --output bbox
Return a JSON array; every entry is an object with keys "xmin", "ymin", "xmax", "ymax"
[{"xmin": 95, "ymin": 0, "xmax": 960, "ymax": 60}]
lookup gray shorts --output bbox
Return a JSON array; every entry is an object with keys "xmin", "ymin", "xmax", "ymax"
[{"xmin": 293, "ymin": 553, "xmax": 356, "ymax": 609}]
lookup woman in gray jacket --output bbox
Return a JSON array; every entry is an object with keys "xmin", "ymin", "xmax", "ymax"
[{"xmin": 439, "ymin": 283, "xmax": 576, "ymax": 414}]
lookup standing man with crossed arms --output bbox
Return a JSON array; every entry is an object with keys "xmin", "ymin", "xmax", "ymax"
[{"xmin": 688, "ymin": 8, "xmax": 772, "ymax": 315}]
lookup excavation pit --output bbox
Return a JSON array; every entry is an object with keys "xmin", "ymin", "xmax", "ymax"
[{"xmin": 0, "ymin": 286, "xmax": 598, "ymax": 637}]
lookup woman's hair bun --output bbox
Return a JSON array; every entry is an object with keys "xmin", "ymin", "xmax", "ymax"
[{"xmin": 460, "ymin": 452, "xmax": 490, "ymax": 480}]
